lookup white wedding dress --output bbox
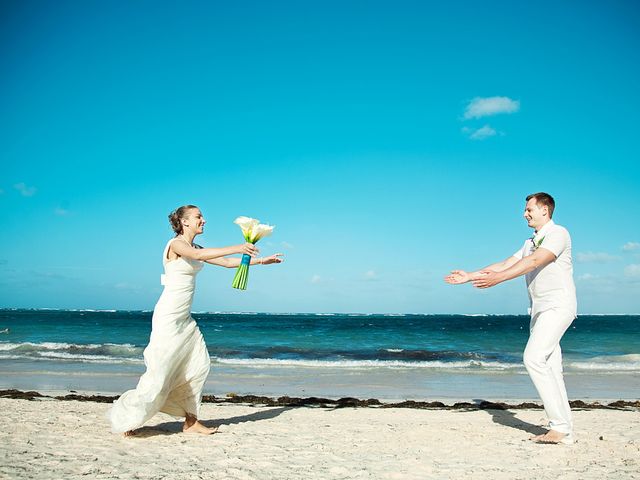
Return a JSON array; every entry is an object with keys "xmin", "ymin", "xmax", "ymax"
[{"xmin": 108, "ymin": 239, "xmax": 210, "ymax": 433}]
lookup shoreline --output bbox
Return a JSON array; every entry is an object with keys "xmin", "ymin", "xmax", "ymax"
[
  {"xmin": 2, "ymin": 389, "xmax": 638, "ymax": 410},
  {"xmin": 3, "ymin": 363, "xmax": 640, "ymax": 402}
]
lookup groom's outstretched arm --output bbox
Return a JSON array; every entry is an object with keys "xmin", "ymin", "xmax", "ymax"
[
  {"xmin": 444, "ymin": 256, "xmax": 519, "ymax": 285},
  {"xmin": 479, "ymin": 256, "xmax": 520, "ymax": 273},
  {"xmin": 472, "ymin": 248, "xmax": 556, "ymax": 289}
]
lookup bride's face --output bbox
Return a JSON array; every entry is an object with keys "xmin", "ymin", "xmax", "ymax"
[{"xmin": 183, "ymin": 208, "xmax": 206, "ymax": 235}]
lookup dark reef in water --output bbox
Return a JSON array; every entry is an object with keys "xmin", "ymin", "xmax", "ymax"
[{"xmin": 1, "ymin": 389, "xmax": 638, "ymax": 410}]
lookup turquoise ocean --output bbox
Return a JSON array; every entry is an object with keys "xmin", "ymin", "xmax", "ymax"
[{"xmin": 1, "ymin": 309, "xmax": 638, "ymax": 400}]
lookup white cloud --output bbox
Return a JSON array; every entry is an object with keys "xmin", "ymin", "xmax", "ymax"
[
  {"xmin": 114, "ymin": 282, "xmax": 142, "ymax": 292},
  {"xmin": 462, "ymin": 125, "xmax": 497, "ymax": 140},
  {"xmin": 14, "ymin": 182, "xmax": 37, "ymax": 197},
  {"xmin": 363, "ymin": 270, "xmax": 379, "ymax": 281},
  {"xmin": 577, "ymin": 273, "xmax": 598, "ymax": 281},
  {"xmin": 575, "ymin": 251, "xmax": 620, "ymax": 263},
  {"xmin": 463, "ymin": 96, "xmax": 520, "ymax": 119},
  {"xmin": 624, "ymin": 264, "xmax": 640, "ymax": 278},
  {"xmin": 574, "ymin": 273, "xmax": 617, "ymax": 291},
  {"xmin": 54, "ymin": 207, "xmax": 70, "ymax": 216},
  {"xmin": 622, "ymin": 242, "xmax": 640, "ymax": 252}
]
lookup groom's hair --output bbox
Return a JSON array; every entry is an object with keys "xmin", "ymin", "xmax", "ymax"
[{"xmin": 526, "ymin": 192, "xmax": 555, "ymax": 218}]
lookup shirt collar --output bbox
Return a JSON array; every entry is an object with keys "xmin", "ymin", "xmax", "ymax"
[{"xmin": 533, "ymin": 219, "xmax": 555, "ymax": 241}]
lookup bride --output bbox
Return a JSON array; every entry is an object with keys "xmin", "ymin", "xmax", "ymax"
[{"xmin": 108, "ymin": 205, "xmax": 283, "ymax": 436}]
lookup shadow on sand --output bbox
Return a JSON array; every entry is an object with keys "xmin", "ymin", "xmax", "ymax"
[
  {"xmin": 472, "ymin": 398, "xmax": 547, "ymax": 436},
  {"xmin": 130, "ymin": 406, "xmax": 293, "ymax": 438}
]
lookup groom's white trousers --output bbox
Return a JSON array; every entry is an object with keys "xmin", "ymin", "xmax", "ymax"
[{"xmin": 523, "ymin": 308, "xmax": 575, "ymax": 435}]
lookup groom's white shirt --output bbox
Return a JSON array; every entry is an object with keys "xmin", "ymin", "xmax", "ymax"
[{"xmin": 512, "ymin": 220, "xmax": 577, "ymax": 318}]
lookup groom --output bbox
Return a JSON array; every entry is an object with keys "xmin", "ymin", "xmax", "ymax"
[{"xmin": 445, "ymin": 192, "xmax": 577, "ymax": 444}]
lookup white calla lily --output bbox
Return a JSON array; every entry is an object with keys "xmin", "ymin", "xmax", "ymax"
[
  {"xmin": 234, "ymin": 216, "xmax": 260, "ymax": 241},
  {"xmin": 249, "ymin": 223, "xmax": 274, "ymax": 243}
]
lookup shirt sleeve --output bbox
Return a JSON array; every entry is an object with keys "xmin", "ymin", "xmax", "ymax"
[
  {"xmin": 538, "ymin": 227, "xmax": 569, "ymax": 258},
  {"xmin": 512, "ymin": 243, "xmax": 526, "ymax": 260}
]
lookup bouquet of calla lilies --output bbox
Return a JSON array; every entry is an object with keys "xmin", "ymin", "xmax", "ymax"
[{"xmin": 232, "ymin": 216, "xmax": 275, "ymax": 290}]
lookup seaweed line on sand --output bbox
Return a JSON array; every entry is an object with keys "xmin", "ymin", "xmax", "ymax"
[{"xmin": 1, "ymin": 389, "xmax": 638, "ymax": 411}]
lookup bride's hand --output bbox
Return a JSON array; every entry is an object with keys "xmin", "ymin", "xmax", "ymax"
[
  {"xmin": 260, "ymin": 253, "xmax": 284, "ymax": 265},
  {"xmin": 239, "ymin": 243, "xmax": 259, "ymax": 256}
]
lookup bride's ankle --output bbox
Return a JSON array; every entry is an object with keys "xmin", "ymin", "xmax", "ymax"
[{"xmin": 184, "ymin": 414, "xmax": 197, "ymax": 429}]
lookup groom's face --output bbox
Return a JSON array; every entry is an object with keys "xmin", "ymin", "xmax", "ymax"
[{"xmin": 524, "ymin": 198, "xmax": 548, "ymax": 230}]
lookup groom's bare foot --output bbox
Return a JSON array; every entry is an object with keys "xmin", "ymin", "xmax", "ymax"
[
  {"xmin": 531, "ymin": 430, "xmax": 572, "ymax": 444},
  {"xmin": 123, "ymin": 430, "xmax": 137, "ymax": 437},
  {"xmin": 183, "ymin": 420, "xmax": 218, "ymax": 435}
]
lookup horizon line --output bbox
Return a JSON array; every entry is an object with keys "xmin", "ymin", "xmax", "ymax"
[{"xmin": 0, "ymin": 307, "xmax": 638, "ymax": 317}]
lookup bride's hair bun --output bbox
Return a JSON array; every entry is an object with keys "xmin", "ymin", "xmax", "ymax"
[{"xmin": 168, "ymin": 205, "xmax": 198, "ymax": 235}]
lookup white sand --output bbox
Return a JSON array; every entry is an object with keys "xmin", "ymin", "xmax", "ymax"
[{"xmin": 1, "ymin": 398, "xmax": 638, "ymax": 479}]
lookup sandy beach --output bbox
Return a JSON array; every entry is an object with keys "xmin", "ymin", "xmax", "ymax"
[{"xmin": 1, "ymin": 394, "xmax": 638, "ymax": 480}]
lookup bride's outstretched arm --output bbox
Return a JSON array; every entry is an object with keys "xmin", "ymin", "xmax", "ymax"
[
  {"xmin": 206, "ymin": 253, "xmax": 284, "ymax": 268},
  {"xmin": 171, "ymin": 240, "xmax": 258, "ymax": 262}
]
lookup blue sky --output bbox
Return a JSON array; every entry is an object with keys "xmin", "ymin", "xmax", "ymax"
[{"xmin": 1, "ymin": 0, "xmax": 639, "ymax": 313}]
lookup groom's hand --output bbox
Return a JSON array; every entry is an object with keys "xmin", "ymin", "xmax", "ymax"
[
  {"xmin": 444, "ymin": 270, "xmax": 471, "ymax": 284},
  {"xmin": 472, "ymin": 270, "xmax": 503, "ymax": 289}
]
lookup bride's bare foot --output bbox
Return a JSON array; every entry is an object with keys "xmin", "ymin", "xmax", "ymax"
[
  {"xmin": 183, "ymin": 415, "xmax": 217, "ymax": 435},
  {"xmin": 183, "ymin": 420, "xmax": 217, "ymax": 435}
]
